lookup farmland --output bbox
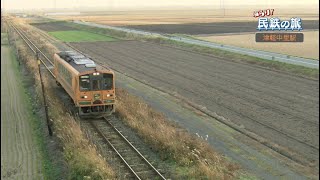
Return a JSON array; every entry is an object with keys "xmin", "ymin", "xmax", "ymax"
[
  {"xmin": 31, "ymin": 22, "xmax": 117, "ymax": 42},
  {"xmin": 196, "ymin": 30, "xmax": 319, "ymax": 60},
  {"xmin": 48, "ymin": 30, "xmax": 117, "ymax": 42},
  {"xmin": 70, "ymin": 40, "xmax": 319, "ymax": 170},
  {"xmin": 123, "ymin": 20, "xmax": 319, "ymax": 35},
  {"xmin": 53, "ymin": 8, "xmax": 319, "ymax": 26},
  {"xmin": 31, "ymin": 21, "xmax": 77, "ymax": 31},
  {"xmin": 30, "ymin": 19, "xmax": 319, "ymax": 172},
  {"xmin": 50, "ymin": 8, "xmax": 319, "ymax": 60}
]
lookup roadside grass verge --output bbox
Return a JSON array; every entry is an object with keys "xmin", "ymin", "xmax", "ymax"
[
  {"xmin": 116, "ymin": 89, "xmax": 241, "ymax": 179},
  {"xmin": 48, "ymin": 30, "xmax": 118, "ymax": 42},
  {"xmin": 10, "ymin": 21, "xmax": 116, "ymax": 179},
  {"xmin": 3, "ymin": 40, "xmax": 59, "ymax": 179},
  {"xmin": 65, "ymin": 21, "xmax": 319, "ymax": 79}
]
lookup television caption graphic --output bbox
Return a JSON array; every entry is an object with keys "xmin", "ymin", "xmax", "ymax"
[
  {"xmin": 253, "ymin": 9, "xmax": 303, "ymax": 31},
  {"xmin": 253, "ymin": 9, "xmax": 274, "ymax": 18},
  {"xmin": 257, "ymin": 17, "xmax": 303, "ymax": 31},
  {"xmin": 255, "ymin": 33, "xmax": 303, "ymax": 42}
]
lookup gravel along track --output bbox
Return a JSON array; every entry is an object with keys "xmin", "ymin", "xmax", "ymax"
[
  {"xmin": 71, "ymin": 40, "xmax": 319, "ymax": 168},
  {"xmin": 1, "ymin": 46, "xmax": 44, "ymax": 179},
  {"xmin": 80, "ymin": 116, "xmax": 171, "ymax": 179}
]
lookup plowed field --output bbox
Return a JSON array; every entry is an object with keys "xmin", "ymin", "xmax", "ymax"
[
  {"xmin": 31, "ymin": 22, "xmax": 77, "ymax": 32},
  {"xmin": 71, "ymin": 40, "xmax": 319, "ymax": 168},
  {"xmin": 123, "ymin": 20, "xmax": 319, "ymax": 35}
]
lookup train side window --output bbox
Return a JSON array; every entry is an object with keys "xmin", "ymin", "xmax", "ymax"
[
  {"xmin": 92, "ymin": 80, "xmax": 100, "ymax": 91},
  {"xmin": 80, "ymin": 75, "xmax": 90, "ymax": 91}
]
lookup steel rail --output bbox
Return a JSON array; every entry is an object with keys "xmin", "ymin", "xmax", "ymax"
[
  {"xmin": 90, "ymin": 121, "xmax": 143, "ymax": 180},
  {"xmin": 104, "ymin": 117, "xmax": 166, "ymax": 180},
  {"xmin": 91, "ymin": 118, "xmax": 166, "ymax": 180},
  {"xmin": 9, "ymin": 22, "xmax": 56, "ymax": 78},
  {"xmin": 11, "ymin": 23, "xmax": 54, "ymax": 66}
]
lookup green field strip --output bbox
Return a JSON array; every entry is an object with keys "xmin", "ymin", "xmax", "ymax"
[{"xmin": 48, "ymin": 30, "xmax": 118, "ymax": 42}]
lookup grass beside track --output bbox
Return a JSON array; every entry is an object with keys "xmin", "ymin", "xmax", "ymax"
[
  {"xmin": 65, "ymin": 21, "xmax": 319, "ymax": 79},
  {"xmin": 116, "ymin": 89, "xmax": 243, "ymax": 179},
  {"xmin": 48, "ymin": 30, "xmax": 117, "ymax": 42}
]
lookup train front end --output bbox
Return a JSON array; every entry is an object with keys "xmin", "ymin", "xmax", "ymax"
[{"xmin": 77, "ymin": 69, "xmax": 115, "ymax": 118}]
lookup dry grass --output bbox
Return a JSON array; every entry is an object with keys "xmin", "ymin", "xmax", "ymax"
[
  {"xmin": 116, "ymin": 89, "xmax": 240, "ymax": 179},
  {"xmin": 11, "ymin": 20, "xmax": 116, "ymax": 180},
  {"xmin": 196, "ymin": 30, "xmax": 319, "ymax": 60},
  {"xmin": 54, "ymin": 8, "xmax": 318, "ymax": 26}
]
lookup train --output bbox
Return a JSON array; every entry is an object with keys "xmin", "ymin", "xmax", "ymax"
[{"xmin": 53, "ymin": 51, "xmax": 115, "ymax": 118}]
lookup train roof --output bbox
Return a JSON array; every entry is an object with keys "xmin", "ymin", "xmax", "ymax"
[{"xmin": 56, "ymin": 51, "xmax": 111, "ymax": 73}]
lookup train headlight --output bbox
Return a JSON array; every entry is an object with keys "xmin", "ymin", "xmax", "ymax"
[
  {"xmin": 84, "ymin": 96, "xmax": 88, "ymax": 98},
  {"xmin": 107, "ymin": 94, "xmax": 110, "ymax": 97}
]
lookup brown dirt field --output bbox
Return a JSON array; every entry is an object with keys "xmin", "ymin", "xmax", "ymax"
[
  {"xmin": 123, "ymin": 20, "xmax": 318, "ymax": 35},
  {"xmin": 196, "ymin": 30, "xmax": 319, "ymax": 60},
  {"xmin": 30, "ymin": 22, "xmax": 77, "ymax": 32},
  {"xmin": 70, "ymin": 40, "xmax": 319, "ymax": 170},
  {"xmin": 54, "ymin": 8, "xmax": 319, "ymax": 26},
  {"xmin": 1, "ymin": 46, "xmax": 44, "ymax": 179}
]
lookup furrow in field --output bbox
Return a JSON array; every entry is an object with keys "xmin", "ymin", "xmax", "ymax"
[{"xmin": 70, "ymin": 41, "xmax": 319, "ymax": 166}]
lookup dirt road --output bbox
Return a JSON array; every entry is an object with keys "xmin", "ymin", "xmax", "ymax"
[
  {"xmin": 71, "ymin": 40, "xmax": 319, "ymax": 170},
  {"xmin": 1, "ymin": 45, "xmax": 44, "ymax": 179}
]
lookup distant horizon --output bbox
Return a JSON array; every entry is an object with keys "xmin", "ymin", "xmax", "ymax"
[
  {"xmin": 3, "ymin": 5, "xmax": 319, "ymax": 13},
  {"xmin": 1, "ymin": 0, "xmax": 319, "ymax": 11}
]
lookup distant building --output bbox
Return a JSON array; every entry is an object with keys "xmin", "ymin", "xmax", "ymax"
[{"xmin": 44, "ymin": 12, "xmax": 80, "ymax": 16}]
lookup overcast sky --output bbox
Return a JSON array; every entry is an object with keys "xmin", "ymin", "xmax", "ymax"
[{"xmin": 2, "ymin": 0, "xmax": 319, "ymax": 10}]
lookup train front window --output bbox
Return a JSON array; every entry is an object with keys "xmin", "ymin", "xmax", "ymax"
[
  {"xmin": 92, "ymin": 80, "xmax": 100, "ymax": 91},
  {"xmin": 80, "ymin": 75, "xmax": 90, "ymax": 91},
  {"xmin": 103, "ymin": 74, "xmax": 113, "ymax": 90}
]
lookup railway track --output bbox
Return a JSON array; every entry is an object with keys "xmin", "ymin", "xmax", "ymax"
[
  {"xmin": 82, "ymin": 117, "xmax": 167, "ymax": 180},
  {"xmin": 8, "ymin": 21, "xmax": 56, "ymax": 78},
  {"xmin": 7, "ymin": 20, "xmax": 168, "ymax": 179}
]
